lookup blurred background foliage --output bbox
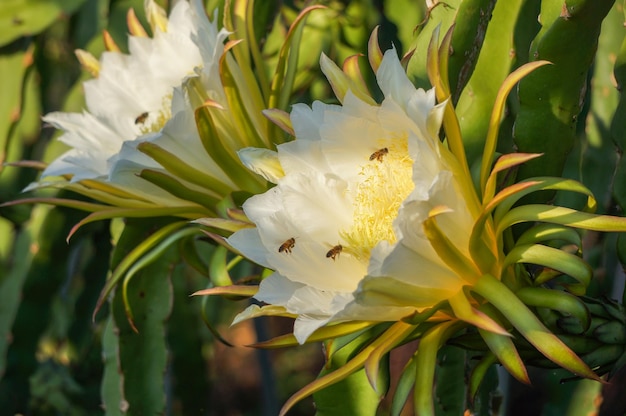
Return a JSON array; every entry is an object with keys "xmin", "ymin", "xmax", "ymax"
[{"xmin": 2, "ymin": 0, "xmax": 626, "ymax": 415}]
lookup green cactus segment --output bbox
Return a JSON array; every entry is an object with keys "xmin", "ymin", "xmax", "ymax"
[
  {"xmin": 111, "ymin": 254, "xmax": 174, "ymax": 415},
  {"xmin": 313, "ymin": 330, "xmax": 389, "ymax": 416},
  {"xmin": 101, "ymin": 315, "xmax": 124, "ymax": 416},
  {"xmin": 0, "ymin": 0, "xmax": 87, "ymax": 46},
  {"xmin": 168, "ymin": 268, "xmax": 211, "ymax": 415},
  {"xmin": 111, "ymin": 262, "xmax": 173, "ymax": 416},
  {"xmin": 557, "ymin": 1, "xmax": 624, "ymax": 213},
  {"xmin": 108, "ymin": 219, "xmax": 176, "ymax": 415},
  {"xmin": 447, "ymin": 0, "xmax": 497, "ymax": 104},
  {"xmin": 433, "ymin": 346, "xmax": 466, "ymax": 416},
  {"xmin": 514, "ymin": 0, "xmax": 615, "ymax": 182},
  {"xmin": 454, "ymin": 0, "xmax": 525, "ymax": 166}
]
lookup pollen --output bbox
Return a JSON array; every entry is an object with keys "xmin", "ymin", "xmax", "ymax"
[{"xmin": 341, "ymin": 134, "xmax": 413, "ymax": 260}]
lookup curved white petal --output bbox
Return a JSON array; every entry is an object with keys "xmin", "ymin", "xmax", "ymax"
[
  {"xmin": 376, "ymin": 48, "xmax": 417, "ymax": 109},
  {"xmin": 226, "ymin": 228, "xmax": 271, "ymax": 268}
]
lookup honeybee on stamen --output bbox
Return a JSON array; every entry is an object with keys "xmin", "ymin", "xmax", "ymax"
[
  {"xmin": 326, "ymin": 244, "xmax": 343, "ymax": 261},
  {"xmin": 278, "ymin": 238, "xmax": 296, "ymax": 254},
  {"xmin": 369, "ymin": 147, "xmax": 389, "ymax": 162},
  {"xmin": 134, "ymin": 112, "xmax": 149, "ymax": 125}
]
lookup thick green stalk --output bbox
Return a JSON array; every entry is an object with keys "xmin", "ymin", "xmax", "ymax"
[
  {"xmin": 107, "ymin": 218, "xmax": 176, "ymax": 415},
  {"xmin": 433, "ymin": 346, "xmax": 466, "ymax": 416},
  {"xmin": 446, "ymin": 0, "xmax": 497, "ymax": 104},
  {"xmin": 514, "ymin": 0, "xmax": 615, "ymax": 185},
  {"xmin": 455, "ymin": 0, "xmax": 527, "ymax": 166}
]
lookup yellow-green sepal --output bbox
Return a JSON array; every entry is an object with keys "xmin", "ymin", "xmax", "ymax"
[{"xmin": 472, "ymin": 274, "xmax": 600, "ymax": 381}]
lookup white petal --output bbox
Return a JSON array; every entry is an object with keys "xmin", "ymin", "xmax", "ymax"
[
  {"xmin": 293, "ymin": 315, "xmax": 332, "ymax": 344},
  {"xmin": 226, "ymin": 228, "xmax": 271, "ymax": 268},
  {"xmin": 376, "ymin": 48, "xmax": 417, "ymax": 109}
]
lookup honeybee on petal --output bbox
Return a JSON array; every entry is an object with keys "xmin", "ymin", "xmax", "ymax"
[
  {"xmin": 134, "ymin": 112, "xmax": 149, "ymax": 125},
  {"xmin": 326, "ymin": 244, "xmax": 342, "ymax": 261},
  {"xmin": 278, "ymin": 237, "xmax": 296, "ymax": 254},
  {"xmin": 369, "ymin": 147, "xmax": 389, "ymax": 162}
]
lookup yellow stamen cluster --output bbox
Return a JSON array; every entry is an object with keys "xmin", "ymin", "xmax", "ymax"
[{"xmin": 341, "ymin": 134, "xmax": 414, "ymax": 260}]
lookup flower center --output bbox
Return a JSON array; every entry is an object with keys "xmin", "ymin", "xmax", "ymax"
[
  {"xmin": 341, "ymin": 134, "xmax": 414, "ymax": 260},
  {"xmin": 138, "ymin": 94, "xmax": 173, "ymax": 134}
]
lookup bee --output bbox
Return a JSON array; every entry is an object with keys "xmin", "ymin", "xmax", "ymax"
[
  {"xmin": 134, "ymin": 112, "xmax": 149, "ymax": 125},
  {"xmin": 278, "ymin": 237, "xmax": 296, "ymax": 254},
  {"xmin": 326, "ymin": 244, "xmax": 343, "ymax": 261},
  {"xmin": 369, "ymin": 147, "xmax": 389, "ymax": 162}
]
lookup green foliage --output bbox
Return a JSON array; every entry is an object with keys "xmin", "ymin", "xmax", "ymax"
[
  {"xmin": 111, "ymin": 237, "xmax": 174, "ymax": 414},
  {"xmin": 514, "ymin": 0, "xmax": 614, "ymax": 183},
  {"xmin": 3, "ymin": 0, "xmax": 626, "ymax": 415},
  {"xmin": 0, "ymin": 0, "xmax": 86, "ymax": 46}
]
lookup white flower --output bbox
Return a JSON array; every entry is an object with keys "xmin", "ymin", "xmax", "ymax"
[
  {"xmin": 40, "ymin": 0, "xmax": 228, "ymax": 184},
  {"xmin": 228, "ymin": 49, "xmax": 479, "ymax": 343}
]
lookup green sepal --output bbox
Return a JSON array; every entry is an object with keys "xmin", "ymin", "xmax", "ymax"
[
  {"xmin": 138, "ymin": 169, "xmax": 220, "ymax": 212},
  {"xmin": 208, "ymin": 245, "xmax": 235, "ymax": 287},
  {"xmin": 223, "ymin": 0, "xmax": 271, "ymax": 108},
  {"xmin": 497, "ymin": 204, "xmax": 626, "ymax": 236},
  {"xmin": 478, "ymin": 62, "xmax": 550, "ymax": 198},
  {"xmin": 516, "ymin": 223, "xmax": 582, "ymax": 249},
  {"xmin": 219, "ymin": 50, "xmax": 268, "ymax": 150},
  {"xmin": 194, "ymin": 105, "xmax": 266, "ymax": 193},
  {"xmin": 68, "ymin": 206, "xmax": 209, "ymax": 242},
  {"xmin": 191, "ymin": 284, "xmax": 258, "ymax": 298},
  {"xmin": 493, "ymin": 177, "xmax": 597, "ymax": 226},
  {"xmin": 136, "ymin": 141, "xmax": 232, "ymax": 197},
  {"xmin": 477, "ymin": 305, "xmax": 529, "ymax": 384},
  {"xmin": 423, "ymin": 208, "xmax": 481, "ymax": 283},
  {"xmin": 467, "ymin": 352, "xmax": 498, "ymax": 403},
  {"xmin": 472, "ymin": 274, "xmax": 599, "ymax": 381},
  {"xmin": 267, "ymin": 5, "xmax": 326, "ymax": 111},
  {"xmin": 503, "ymin": 244, "xmax": 592, "ymax": 290},
  {"xmin": 413, "ymin": 321, "xmax": 464, "ymax": 416},
  {"xmin": 1, "ymin": 197, "xmax": 117, "ymax": 213},
  {"xmin": 515, "ymin": 286, "xmax": 590, "ymax": 332},
  {"xmin": 250, "ymin": 321, "xmax": 377, "ymax": 349}
]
